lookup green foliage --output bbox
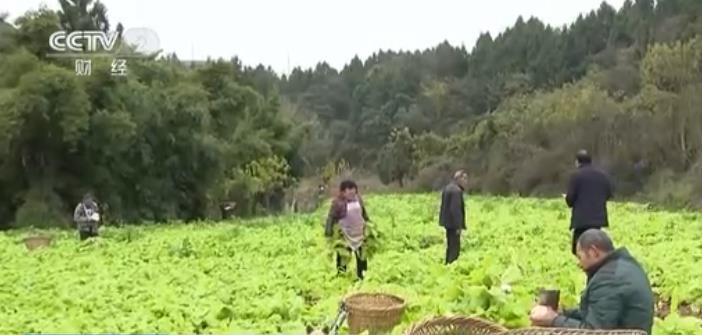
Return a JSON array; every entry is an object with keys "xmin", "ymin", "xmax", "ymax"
[
  {"xmin": 243, "ymin": 155, "xmax": 295, "ymax": 194},
  {"xmin": 2, "ymin": 194, "xmax": 700, "ymax": 334},
  {"xmin": 319, "ymin": 159, "xmax": 351, "ymax": 185},
  {"xmin": 13, "ymin": 6, "xmax": 60, "ymax": 57},
  {"xmin": 0, "ymin": 6, "xmax": 297, "ymax": 226},
  {"xmin": 57, "ymin": 0, "xmax": 111, "ymax": 32},
  {"xmin": 14, "ymin": 183, "xmax": 69, "ymax": 228},
  {"xmin": 275, "ymin": 0, "xmax": 702, "ymax": 210},
  {"xmin": 414, "ymin": 132, "xmax": 449, "ymax": 168},
  {"xmin": 642, "ymin": 37, "xmax": 702, "ymax": 92},
  {"xmin": 5, "ymin": 0, "xmax": 702, "ymax": 224},
  {"xmin": 220, "ymin": 156, "xmax": 295, "ymax": 216},
  {"xmin": 0, "ymin": 62, "xmax": 91, "ymax": 196},
  {"xmin": 655, "ymin": 313, "xmax": 702, "ymax": 335},
  {"xmin": 0, "ymin": 16, "xmax": 18, "ymax": 53},
  {"xmin": 406, "ymin": 36, "xmax": 702, "ymax": 204},
  {"xmin": 377, "ymin": 128, "xmax": 419, "ymax": 187}
]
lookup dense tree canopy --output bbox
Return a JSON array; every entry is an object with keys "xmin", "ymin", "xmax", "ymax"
[
  {"xmin": 0, "ymin": 5, "xmax": 300, "ymax": 228},
  {"xmin": 2, "ymin": 0, "xmax": 702, "ymax": 228},
  {"xmin": 280, "ymin": 0, "xmax": 702, "ymax": 209}
]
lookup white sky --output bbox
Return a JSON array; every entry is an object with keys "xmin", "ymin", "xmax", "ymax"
[{"xmin": 4, "ymin": 0, "xmax": 626, "ymax": 75}]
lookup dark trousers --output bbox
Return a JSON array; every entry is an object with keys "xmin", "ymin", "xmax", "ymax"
[
  {"xmin": 445, "ymin": 228, "xmax": 460, "ymax": 264},
  {"xmin": 572, "ymin": 227, "xmax": 600, "ymax": 255},
  {"xmin": 79, "ymin": 230, "xmax": 98, "ymax": 241},
  {"xmin": 336, "ymin": 247, "xmax": 367, "ymax": 279},
  {"xmin": 79, "ymin": 223, "xmax": 99, "ymax": 241}
]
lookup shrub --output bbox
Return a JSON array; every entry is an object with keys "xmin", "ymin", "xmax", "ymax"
[{"xmin": 14, "ymin": 185, "xmax": 69, "ymax": 228}]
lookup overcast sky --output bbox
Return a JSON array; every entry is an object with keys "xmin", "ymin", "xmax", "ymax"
[{"xmin": 4, "ymin": 0, "xmax": 626, "ymax": 74}]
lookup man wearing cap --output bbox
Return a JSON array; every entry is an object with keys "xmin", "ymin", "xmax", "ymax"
[
  {"xmin": 565, "ymin": 150, "xmax": 614, "ymax": 255},
  {"xmin": 439, "ymin": 170, "xmax": 468, "ymax": 264}
]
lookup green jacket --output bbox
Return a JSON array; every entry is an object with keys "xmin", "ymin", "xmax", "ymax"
[{"xmin": 553, "ymin": 248, "xmax": 654, "ymax": 334}]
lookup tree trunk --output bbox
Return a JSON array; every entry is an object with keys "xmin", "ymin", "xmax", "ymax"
[{"xmin": 680, "ymin": 126, "xmax": 689, "ymax": 168}]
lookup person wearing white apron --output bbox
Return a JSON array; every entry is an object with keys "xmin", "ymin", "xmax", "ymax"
[{"xmin": 324, "ymin": 180, "xmax": 371, "ymax": 280}]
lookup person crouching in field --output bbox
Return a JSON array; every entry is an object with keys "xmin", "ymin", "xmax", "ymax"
[
  {"xmin": 324, "ymin": 180, "xmax": 373, "ymax": 280},
  {"xmin": 74, "ymin": 193, "xmax": 101, "ymax": 240},
  {"xmin": 529, "ymin": 229, "xmax": 654, "ymax": 334}
]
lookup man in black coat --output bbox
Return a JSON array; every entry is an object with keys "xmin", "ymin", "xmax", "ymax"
[
  {"xmin": 565, "ymin": 150, "xmax": 614, "ymax": 255},
  {"xmin": 439, "ymin": 170, "xmax": 468, "ymax": 264}
]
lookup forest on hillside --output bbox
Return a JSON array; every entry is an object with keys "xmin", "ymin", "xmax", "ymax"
[{"xmin": 1, "ymin": 0, "xmax": 702, "ymax": 228}]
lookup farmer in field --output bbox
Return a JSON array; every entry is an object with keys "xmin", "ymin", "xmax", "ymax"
[
  {"xmin": 529, "ymin": 229, "xmax": 654, "ymax": 334},
  {"xmin": 324, "ymin": 180, "xmax": 373, "ymax": 280},
  {"xmin": 565, "ymin": 150, "xmax": 614, "ymax": 255},
  {"xmin": 74, "ymin": 193, "xmax": 101, "ymax": 240},
  {"xmin": 439, "ymin": 170, "xmax": 468, "ymax": 264}
]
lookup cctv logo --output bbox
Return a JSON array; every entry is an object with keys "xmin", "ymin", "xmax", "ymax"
[{"xmin": 49, "ymin": 31, "xmax": 119, "ymax": 52}]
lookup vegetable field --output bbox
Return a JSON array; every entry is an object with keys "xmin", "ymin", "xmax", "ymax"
[{"xmin": 1, "ymin": 194, "xmax": 701, "ymax": 334}]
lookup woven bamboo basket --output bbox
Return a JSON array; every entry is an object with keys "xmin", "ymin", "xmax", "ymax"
[
  {"xmin": 344, "ymin": 293, "xmax": 407, "ymax": 334},
  {"xmin": 504, "ymin": 328, "xmax": 646, "ymax": 335},
  {"xmin": 403, "ymin": 316, "xmax": 508, "ymax": 335},
  {"xmin": 23, "ymin": 236, "xmax": 52, "ymax": 250}
]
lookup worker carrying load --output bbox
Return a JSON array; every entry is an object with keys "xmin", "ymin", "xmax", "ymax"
[
  {"xmin": 74, "ymin": 193, "xmax": 101, "ymax": 241},
  {"xmin": 324, "ymin": 180, "xmax": 376, "ymax": 280}
]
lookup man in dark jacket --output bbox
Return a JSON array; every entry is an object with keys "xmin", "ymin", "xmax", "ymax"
[
  {"xmin": 565, "ymin": 150, "xmax": 614, "ymax": 254},
  {"xmin": 439, "ymin": 170, "xmax": 467, "ymax": 264},
  {"xmin": 530, "ymin": 229, "xmax": 654, "ymax": 334}
]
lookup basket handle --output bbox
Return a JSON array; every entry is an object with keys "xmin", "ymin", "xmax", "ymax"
[{"xmin": 329, "ymin": 302, "xmax": 348, "ymax": 335}]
